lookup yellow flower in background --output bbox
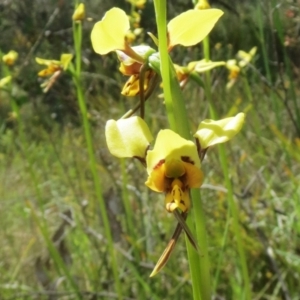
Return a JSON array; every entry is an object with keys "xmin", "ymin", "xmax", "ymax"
[
  {"xmin": 35, "ymin": 54, "xmax": 73, "ymax": 92},
  {"xmin": 105, "ymin": 113, "xmax": 245, "ymax": 212},
  {"xmin": 2, "ymin": 50, "xmax": 18, "ymax": 66},
  {"xmin": 36, "ymin": 54, "xmax": 73, "ymax": 77},
  {"xmin": 226, "ymin": 47, "xmax": 257, "ymax": 89},
  {"xmin": 0, "ymin": 76, "xmax": 12, "ymax": 89},
  {"xmin": 72, "ymin": 3, "xmax": 85, "ymax": 22},
  {"xmin": 126, "ymin": 0, "xmax": 146, "ymax": 9},
  {"xmin": 91, "ymin": 7, "xmax": 223, "ymax": 96},
  {"xmin": 238, "ymin": 46, "xmax": 257, "ymax": 68},
  {"xmin": 225, "ymin": 59, "xmax": 240, "ymax": 89},
  {"xmin": 195, "ymin": 0, "xmax": 211, "ymax": 10},
  {"xmin": 174, "ymin": 59, "xmax": 225, "ymax": 87}
]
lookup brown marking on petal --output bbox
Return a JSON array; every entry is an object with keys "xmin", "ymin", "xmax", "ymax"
[
  {"xmin": 153, "ymin": 159, "xmax": 165, "ymax": 170},
  {"xmin": 181, "ymin": 156, "xmax": 194, "ymax": 164}
]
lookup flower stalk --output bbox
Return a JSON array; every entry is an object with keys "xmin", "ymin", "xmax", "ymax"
[
  {"xmin": 153, "ymin": 1, "xmax": 211, "ymax": 299},
  {"xmin": 202, "ymin": 33, "xmax": 252, "ymax": 299},
  {"xmin": 72, "ymin": 4, "xmax": 122, "ymax": 299}
]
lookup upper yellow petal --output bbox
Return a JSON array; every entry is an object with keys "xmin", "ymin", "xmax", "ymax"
[
  {"xmin": 167, "ymin": 9, "xmax": 223, "ymax": 49},
  {"xmin": 238, "ymin": 47, "xmax": 257, "ymax": 68},
  {"xmin": 194, "ymin": 113, "xmax": 245, "ymax": 149},
  {"xmin": 146, "ymin": 129, "xmax": 200, "ymax": 175},
  {"xmin": 72, "ymin": 3, "xmax": 85, "ymax": 21},
  {"xmin": 60, "ymin": 53, "xmax": 73, "ymax": 70},
  {"xmin": 35, "ymin": 57, "xmax": 61, "ymax": 67},
  {"xmin": 105, "ymin": 116, "xmax": 153, "ymax": 158},
  {"xmin": 192, "ymin": 59, "xmax": 225, "ymax": 73},
  {"xmin": 91, "ymin": 7, "xmax": 130, "ymax": 55}
]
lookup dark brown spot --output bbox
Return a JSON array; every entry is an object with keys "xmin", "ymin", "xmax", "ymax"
[
  {"xmin": 154, "ymin": 159, "xmax": 165, "ymax": 170},
  {"xmin": 181, "ymin": 156, "xmax": 194, "ymax": 164}
]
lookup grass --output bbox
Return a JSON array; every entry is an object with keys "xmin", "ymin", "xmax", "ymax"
[{"xmin": 1, "ymin": 0, "xmax": 300, "ymax": 299}]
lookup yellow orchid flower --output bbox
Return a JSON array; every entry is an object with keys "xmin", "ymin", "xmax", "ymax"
[
  {"xmin": 173, "ymin": 59, "xmax": 225, "ymax": 87},
  {"xmin": 2, "ymin": 50, "xmax": 18, "ymax": 66},
  {"xmin": 91, "ymin": 7, "xmax": 223, "ymax": 96},
  {"xmin": 225, "ymin": 59, "xmax": 240, "ymax": 89},
  {"xmin": 91, "ymin": 7, "xmax": 223, "ymax": 55},
  {"xmin": 145, "ymin": 129, "xmax": 203, "ymax": 213},
  {"xmin": 226, "ymin": 47, "xmax": 257, "ymax": 89},
  {"xmin": 238, "ymin": 46, "xmax": 257, "ymax": 68},
  {"xmin": 35, "ymin": 54, "xmax": 73, "ymax": 92},
  {"xmin": 36, "ymin": 54, "xmax": 73, "ymax": 77},
  {"xmin": 106, "ymin": 113, "xmax": 245, "ymax": 211},
  {"xmin": 116, "ymin": 45, "xmax": 154, "ymax": 76},
  {"xmin": 105, "ymin": 113, "xmax": 245, "ymax": 275},
  {"xmin": 72, "ymin": 3, "xmax": 85, "ymax": 22}
]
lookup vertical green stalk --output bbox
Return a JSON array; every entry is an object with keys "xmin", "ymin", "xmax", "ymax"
[
  {"xmin": 72, "ymin": 11, "xmax": 122, "ymax": 299},
  {"xmin": 202, "ymin": 36, "xmax": 251, "ymax": 300},
  {"xmin": 153, "ymin": 1, "xmax": 211, "ymax": 299}
]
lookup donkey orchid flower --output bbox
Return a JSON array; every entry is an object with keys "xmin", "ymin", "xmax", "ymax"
[
  {"xmin": 106, "ymin": 117, "xmax": 203, "ymax": 212},
  {"xmin": 2, "ymin": 50, "xmax": 18, "ymax": 66},
  {"xmin": 226, "ymin": 47, "xmax": 257, "ymax": 89},
  {"xmin": 145, "ymin": 129, "xmax": 203, "ymax": 212},
  {"xmin": 35, "ymin": 54, "xmax": 73, "ymax": 92},
  {"xmin": 238, "ymin": 46, "xmax": 257, "ymax": 68},
  {"xmin": 174, "ymin": 59, "xmax": 225, "ymax": 87},
  {"xmin": 36, "ymin": 54, "xmax": 73, "ymax": 77},
  {"xmin": 105, "ymin": 113, "xmax": 245, "ymax": 275},
  {"xmin": 105, "ymin": 113, "xmax": 245, "ymax": 212},
  {"xmin": 91, "ymin": 7, "xmax": 223, "ymax": 96}
]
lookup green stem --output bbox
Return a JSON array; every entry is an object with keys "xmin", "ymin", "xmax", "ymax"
[
  {"xmin": 153, "ymin": 1, "xmax": 211, "ymax": 299},
  {"xmin": 203, "ymin": 36, "xmax": 251, "ymax": 300},
  {"xmin": 72, "ymin": 17, "xmax": 122, "ymax": 299}
]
